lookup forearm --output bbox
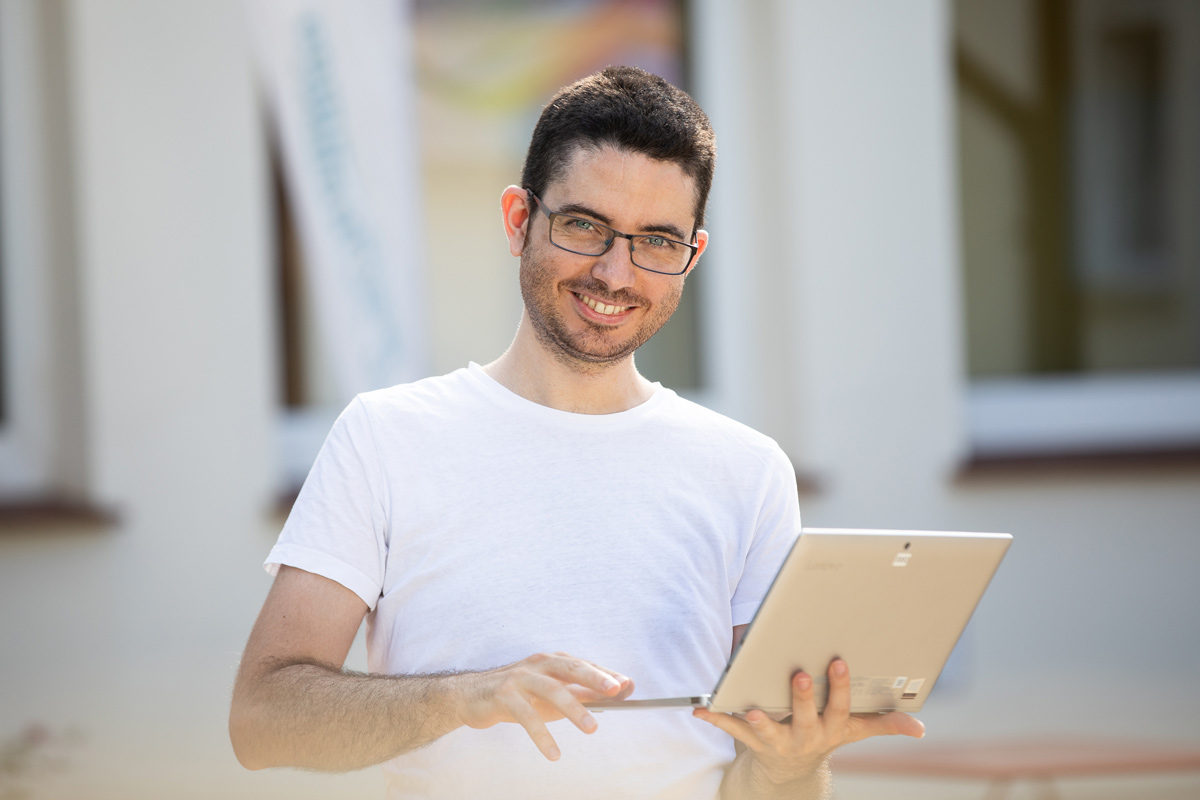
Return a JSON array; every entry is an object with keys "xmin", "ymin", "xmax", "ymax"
[
  {"xmin": 230, "ymin": 658, "xmax": 466, "ymax": 772},
  {"xmin": 720, "ymin": 746, "xmax": 832, "ymax": 800}
]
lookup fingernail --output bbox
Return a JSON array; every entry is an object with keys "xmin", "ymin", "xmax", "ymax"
[
  {"xmin": 582, "ymin": 714, "xmax": 597, "ymax": 732},
  {"xmin": 602, "ymin": 676, "xmax": 620, "ymax": 691},
  {"xmin": 832, "ymin": 660, "xmax": 847, "ymax": 677},
  {"xmin": 795, "ymin": 673, "xmax": 812, "ymax": 690}
]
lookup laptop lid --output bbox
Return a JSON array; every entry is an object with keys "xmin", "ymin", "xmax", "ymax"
[{"xmin": 588, "ymin": 528, "xmax": 1011, "ymax": 714}]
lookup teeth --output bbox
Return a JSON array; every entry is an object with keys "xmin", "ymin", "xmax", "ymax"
[{"xmin": 578, "ymin": 293, "xmax": 627, "ymax": 316}]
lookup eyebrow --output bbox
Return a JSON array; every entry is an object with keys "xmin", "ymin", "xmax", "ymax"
[{"xmin": 554, "ymin": 201, "xmax": 689, "ymax": 242}]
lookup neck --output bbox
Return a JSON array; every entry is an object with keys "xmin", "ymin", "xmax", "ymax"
[{"xmin": 482, "ymin": 315, "xmax": 656, "ymax": 414}]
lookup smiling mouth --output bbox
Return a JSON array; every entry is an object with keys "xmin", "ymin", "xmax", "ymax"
[{"xmin": 574, "ymin": 292, "xmax": 632, "ymax": 317}]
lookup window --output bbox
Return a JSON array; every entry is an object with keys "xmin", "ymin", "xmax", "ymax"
[
  {"xmin": 270, "ymin": 143, "xmax": 347, "ymax": 492},
  {"xmin": 0, "ymin": 0, "xmax": 88, "ymax": 504},
  {"xmin": 956, "ymin": 0, "xmax": 1200, "ymax": 459}
]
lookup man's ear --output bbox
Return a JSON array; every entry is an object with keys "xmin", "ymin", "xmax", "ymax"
[
  {"xmin": 501, "ymin": 185, "xmax": 532, "ymax": 256},
  {"xmin": 684, "ymin": 229, "xmax": 709, "ymax": 277}
]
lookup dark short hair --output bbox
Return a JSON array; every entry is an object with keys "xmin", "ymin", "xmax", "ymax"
[{"xmin": 520, "ymin": 65, "xmax": 716, "ymax": 235}]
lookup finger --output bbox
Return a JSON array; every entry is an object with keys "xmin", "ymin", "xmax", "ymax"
[
  {"xmin": 551, "ymin": 652, "xmax": 629, "ymax": 684},
  {"xmin": 546, "ymin": 654, "xmax": 627, "ymax": 696},
  {"xmin": 604, "ymin": 671, "xmax": 635, "ymax": 699},
  {"xmin": 822, "ymin": 659, "xmax": 852, "ymax": 730},
  {"xmin": 585, "ymin": 663, "xmax": 635, "ymax": 699},
  {"xmin": 789, "ymin": 671, "xmax": 820, "ymax": 735},
  {"xmin": 742, "ymin": 708, "xmax": 790, "ymax": 750},
  {"xmin": 566, "ymin": 678, "xmax": 636, "ymax": 704},
  {"xmin": 846, "ymin": 711, "xmax": 926, "ymax": 744},
  {"xmin": 529, "ymin": 676, "xmax": 599, "ymax": 734},
  {"xmin": 567, "ymin": 685, "xmax": 604, "ymax": 703},
  {"xmin": 572, "ymin": 657, "xmax": 631, "ymax": 687},
  {"xmin": 505, "ymin": 694, "xmax": 562, "ymax": 761},
  {"xmin": 692, "ymin": 708, "xmax": 764, "ymax": 752}
]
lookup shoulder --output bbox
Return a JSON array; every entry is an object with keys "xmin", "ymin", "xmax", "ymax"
[
  {"xmin": 655, "ymin": 391, "xmax": 794, "ymax": 474},
  {"xmin": 348, "ymin": 367, "xmax": 499, "ymax": 432},
  {"xmin": 355, "ymin": 367, "xmax": 478, "ymax": 416},
  {"xmin": 323, "ymin": 368, "xmax": 485, "ymax": 450}
]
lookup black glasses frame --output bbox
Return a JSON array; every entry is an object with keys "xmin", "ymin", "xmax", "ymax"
[{"xmin": 527, "ymin": 191, "xmax": 698, "ymax": 276}]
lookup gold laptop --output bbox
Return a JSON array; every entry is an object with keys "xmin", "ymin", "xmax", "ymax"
[{"xmin": 588, "ymin": 528, "xmax": 1012, "ymax": 714}]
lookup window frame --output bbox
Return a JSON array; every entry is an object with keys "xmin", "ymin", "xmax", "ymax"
[
  {"xmin": 967, "ymin": 373, "xmax": 1200, "ymax": 459},
  {"xmin": 962, "ymin": 0, "xmax": 1200, "ymax": 461},
  {"xmin": 0, "ymin": 0, "xmax": 52, "ymax": 495},
  {"xmin": 0, "ymin": 0, "xmax": 87, "ymax": 504}
]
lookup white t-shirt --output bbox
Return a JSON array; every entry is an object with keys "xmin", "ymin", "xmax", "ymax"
[{"xmin": 267, "ymin": 364, "xmax": 801, "ymax": 799}]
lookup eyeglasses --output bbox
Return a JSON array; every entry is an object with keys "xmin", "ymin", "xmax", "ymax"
[{"xmin": 527, "ymin": 192, "xmax": 698, "ymax": 276}]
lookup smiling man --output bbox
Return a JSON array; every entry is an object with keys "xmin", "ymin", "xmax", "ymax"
[{"xmin": 230, "ymin": 66, "xmax": 922, "ymax": 800}]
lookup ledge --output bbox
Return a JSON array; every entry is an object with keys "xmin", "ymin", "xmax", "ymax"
[
  {"xmin": 956, "ymin": 445, "xmax": 1200, "ymax": 481},
  {"xmin": 0, "ymin": 498, "xmax": 119, "ymax": 531},
  {"xmin": 273, "ymin": 486, "xmax": 302, "ymax": 521},
  {"xmin": 796, "ymin": 471, "xmax": 822, "ymax": 496}
]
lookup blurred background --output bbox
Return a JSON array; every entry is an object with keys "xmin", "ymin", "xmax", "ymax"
[{"xmin": 1, "ymin": 0, "xmax": 1198, "ymax": 798}]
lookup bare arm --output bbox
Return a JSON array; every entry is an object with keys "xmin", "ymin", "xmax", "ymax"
[{"xmin": 229, "ymin": 566, "xmax": 633, "ymax": 771}]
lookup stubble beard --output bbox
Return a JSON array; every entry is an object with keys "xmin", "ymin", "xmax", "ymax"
[{"xmin": 518, "ymin": 245, "xmax": 683, "ymax": 374}]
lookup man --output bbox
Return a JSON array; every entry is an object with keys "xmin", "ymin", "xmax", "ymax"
[{"xmin": 229, "ymin": 66, "xmax": 923, "ymax": 799}]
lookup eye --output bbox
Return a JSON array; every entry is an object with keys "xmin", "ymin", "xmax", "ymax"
[{"xmin": 570, "ymin": 219, "xmax": 597, "ymax": 232}]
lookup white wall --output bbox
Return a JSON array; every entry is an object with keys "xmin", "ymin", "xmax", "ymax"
[
  {"xmin": 695, "ymin": 0, "xmax": 965, "ymax": 507},
  {"xmin": 0, "ymin": 1, "xmax": 378, "ymax": 797},
  {"xmin": 697, "ymin": 5, "xmax": 1200, "ymax": 796},
  {"xmin": 0, "ymin": 1, "xmax": 1197, "ymax": 798}
]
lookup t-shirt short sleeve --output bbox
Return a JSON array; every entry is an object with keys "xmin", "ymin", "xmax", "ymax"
[
  {"xmin": 729, "ymin": 444, "xmax": 801, "ymax": 626},
  {"xmin": 265, "ymin": 396, "xmax": 389, "ymax": 610}
]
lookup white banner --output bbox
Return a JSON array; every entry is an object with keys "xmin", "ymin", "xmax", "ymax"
[{"xmin": 248, "ymin": 0, "xmax": 427, "ymax": 399}]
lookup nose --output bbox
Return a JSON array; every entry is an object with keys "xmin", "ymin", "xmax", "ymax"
[{"xmin": 591, "ymin": 236, "xmax": 638, "ymax": 292}]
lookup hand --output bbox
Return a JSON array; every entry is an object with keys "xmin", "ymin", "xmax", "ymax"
[
  {"xmin": 454, "ymin": 652, "xmax": 634, "ymax": 761},
  {"xmin": 693, "ymin": 659, "xmax": 924, "ymax": 786}
]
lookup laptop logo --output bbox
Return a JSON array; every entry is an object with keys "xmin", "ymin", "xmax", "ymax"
[{"xmin": 892, "ymin": 553, "xmax": 912, "ymax": 567}]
